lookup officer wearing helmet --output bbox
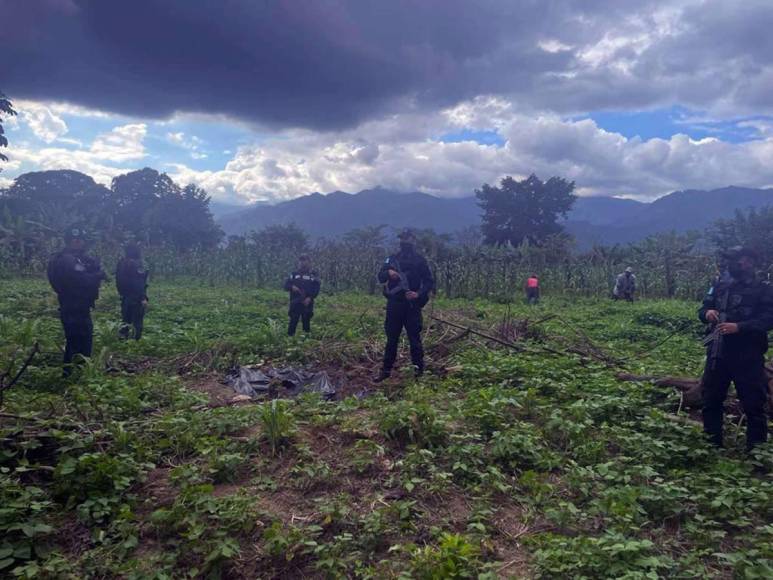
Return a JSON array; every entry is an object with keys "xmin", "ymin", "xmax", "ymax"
[
  {"xmin": 698, "ymin": 246, "xmax": 773, "ymax": 451},
  {"xmin": 47, "ymin": 227, "xmax": 107, "ymax": 375},
  {"xmin": 283, "ymin": 254, "xmax": 321, "ymax": 336},
  {"xmin": 375, "ymin": 228, "xmax": 435, "ymax": 382},
  {"xmin": 116, "ymin": 243, "xmax": 149, "ymax": 340}
]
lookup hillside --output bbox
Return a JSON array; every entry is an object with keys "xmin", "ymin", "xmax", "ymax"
[
  {"xmin": 218, "ymin": 188, "xmax": 480, "ymax": 238},
  {"xmin": 217, "ymin": 186, "xmax": 773, "ymax": 246}
]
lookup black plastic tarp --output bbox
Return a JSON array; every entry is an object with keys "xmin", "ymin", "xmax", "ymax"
[{"xmin": 226, "ymin": 366, "xmax": 337, "ymax": 400}]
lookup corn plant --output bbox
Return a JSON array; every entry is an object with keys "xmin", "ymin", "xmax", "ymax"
[{"xmin": 259, "ymin": 399, "xmax": 295, "ymax": 456}]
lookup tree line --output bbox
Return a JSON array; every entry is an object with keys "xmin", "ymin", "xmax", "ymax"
[
  {"xmin": 2, "ymin": 167, "xmax": 772, "ymax": 300},
  {"xmin": 0, "ymin": 168, "xmax": 223, "ymax": 270}
]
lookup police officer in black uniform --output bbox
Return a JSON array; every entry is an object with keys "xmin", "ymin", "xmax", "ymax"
[
  {"xmin": 283, "ymin": 254, "xmax": 321, "ymax": 336},
  {"xmin": 116, "ymin": 244, "xmax": 149, "ymax": 340},
  {"xmin": 47, "ymin": 227, "xmax": 107, "ymax": 375},
  {"xmin": 375, "ymin": 229, "xmax": 435, "ymax": 381},
  {"xmin": 698, "ymin": 247, "xmax": 773, "ymax": 451}
]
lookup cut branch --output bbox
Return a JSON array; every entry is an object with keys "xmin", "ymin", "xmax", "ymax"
[{"xmin": 0, "ymin": 342, "xmax": 40, "ymax": 406}]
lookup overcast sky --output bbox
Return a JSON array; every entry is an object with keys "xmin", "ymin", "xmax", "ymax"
[{"xmin": 2, "ymin": 0, "xmax": 773, "ymax": 204}]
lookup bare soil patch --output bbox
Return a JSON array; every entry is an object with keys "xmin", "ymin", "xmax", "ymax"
[{"xmin": 186, "ymin": 373, "xmax": 246, "ymax": 406}]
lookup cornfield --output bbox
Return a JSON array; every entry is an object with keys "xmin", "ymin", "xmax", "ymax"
[{"xmin": 1, "ymin": 235, "xmax": 718, "ymax": 301}]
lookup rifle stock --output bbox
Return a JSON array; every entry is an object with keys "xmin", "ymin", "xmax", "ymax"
[
  {"xmin": 703, "ymin": 288, "xmax": 729, "ymax": 371},
  {"xmin": 383, "ymin": 258, "xmax": 430, "ymax": 308}
]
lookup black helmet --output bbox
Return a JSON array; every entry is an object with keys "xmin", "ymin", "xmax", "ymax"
[
  {"xmin": 64, "ymin": 226, "xmax": 88, "ymax": 242},
  {"xmin": 724, "ymin": 246, "xmax": 760, "ymax": 263},
  {"xmin": 124, "ymin": 243, "xmax": 141, "ymax": 259},
  {"xmin": 398, "ymin": 228, "xmax": 416, "ymax": 242}
]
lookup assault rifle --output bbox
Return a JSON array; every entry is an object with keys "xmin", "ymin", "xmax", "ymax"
[
  {"xmin": 702, "ymin": 287, "xmax": 730, "ymax": 371},
  {"xmin": 85, "ymin": 256, "xmax": 109, "ymax": 282},
  {"xmin": 290, "ymin": 283, "xmax": 308, "ymax": 307},
  {"xmin": 384, "ymin": 259, "xmax": 429, "ymax": 308},
  {"xmin": 384, "ymin": 259, "xmax": 411, "ymax": 298}
]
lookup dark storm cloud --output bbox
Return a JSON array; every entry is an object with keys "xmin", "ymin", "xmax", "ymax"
[{"xmin": 2, "ymin": 0, "xmax": 771, "ymax": 129}]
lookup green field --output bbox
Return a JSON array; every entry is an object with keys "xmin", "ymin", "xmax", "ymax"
[{"xmin": 1, "ymin": 279, "xmax": 771, "ymax": 578}]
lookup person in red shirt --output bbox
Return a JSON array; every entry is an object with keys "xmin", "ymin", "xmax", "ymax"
[{"xmin": 525, "ymin": 274, "xmax": 540, "ymax": 305}]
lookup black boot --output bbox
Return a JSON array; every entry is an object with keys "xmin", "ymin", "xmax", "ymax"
[
  {"xmin": 414, "ymin": 365, "xmax": 424, "ymax": 379},
  {"xmin": 373, "ymin": 369, "xmax": 391, "ymax": 383},
  {"xmin": 118, "ymin": 324, "xmax": 130, "ymax": 340}
]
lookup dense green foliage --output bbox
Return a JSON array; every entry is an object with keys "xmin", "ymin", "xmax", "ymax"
[
  {"xmin": 5, "ymin": 166, "xmax": 771, "ymax": 302},
  {"xmin": 0, "ymin": 91, "xmax": 15, "ymax": 164},
  {"xmin": 1, "ymin": 277, "xmax": 770, "ymax": 577},
  {"xmin": 713, "ymin": 207, "xmax": 773, "ymax": 268},
  {"xmin": 476, "ymin": 174, "xmax": 577, "ymax": 246},
  {"xmin": 0, "ymin": 168, "xmax": 223, "ymax": 258},
  {"xmin": 1, "ymin": 222, "xmax": 718, "ymax": 301}
]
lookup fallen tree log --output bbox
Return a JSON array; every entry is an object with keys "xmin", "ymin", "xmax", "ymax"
[
  {"xmin": 617, "ymin": 368, "xmax": 773, "ymax": 409},
  {"xmin": 616, "ymin": 372, "xmax": 704, "ymax": 407},
  {"xmin": 615, "ymin": 373, "xmax": 699, "ymax": 391}
]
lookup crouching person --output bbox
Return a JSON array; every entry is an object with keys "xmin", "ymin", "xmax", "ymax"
[
  {"xmin": 284, "ymin": 254, "xmax": 321, "ymax": 336},
  {"xmin": 525, "ymin": 274, "xmax": 540, "ymax": 305}
]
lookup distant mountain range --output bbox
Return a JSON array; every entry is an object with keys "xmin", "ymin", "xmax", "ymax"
[{"xmin": 217, "ymin": 185, "xmax": 773, "ymax": 248}]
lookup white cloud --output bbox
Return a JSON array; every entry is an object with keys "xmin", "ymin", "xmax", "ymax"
[
  {"xmin": 167, "ymin": 131, "xmax": 186, "ymax": 145},
  {"xmin": 538, "ymin": 39, "xmax": 573, "ymax": 54},
  {"xmin": 90, "ymin": 124, "xmax": 147, "ymax": 162},
  {"xmin": 20, "ymin": 103, "xmax": 68, "ymax": 143},
  {"xmin": 738, "ymin": 119, "xmax": 773, "ymax": 138},
  {"xmin": 166, "ymin": 131, "xmax": 207, "ymax": 160},
  {"xmin": 4, "ymin": 115, "xmax": 20, "ymax": 130},
  {"xmin": 14, "ymin": 99, "xmax": 114, "ymax": 120},
  {"xmin": 7, "ymin": 92, "xmax": 773, "ymax": 208},
  {"xmin": 443, "ymin": 96, "xmax": 514, "ymax": 130},
  {"xmin": 5, "ymin": 123, "xmax": 148, "ymax": 185},
  {"xmin": 164, "ymin": 98, "xmax": 773, "ymax": 205},
  {"xmin": 57, "ymin": 137, "xmax": 83, "ymax": 147}
]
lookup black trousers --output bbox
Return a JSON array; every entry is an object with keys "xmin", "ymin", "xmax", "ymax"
[
  {"xmin": 120, "ymin": 297, "xmax": 145, "ymax": 340},
  {"xmin": 382, "ymin": 300, "xmax": 423, "ymax": 372},
  {"xmin": 60, "ymin": 308, "xmax": 93, "ymax": 375},
  {"xmin": 702, "ymin": 351, "xmax": 769, "ymax": 450},
  {"xmin": 288, "ymin": 303, "xmax": 313, "ymax": 336},
  {"xmin": 526, "ymin": 288, "xmax": 539, "ymax": 304}
]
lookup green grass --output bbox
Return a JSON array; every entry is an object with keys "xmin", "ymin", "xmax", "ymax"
[{"xmin": 0, "ymin": 278, "xmax": 771, "ymax": 578}]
